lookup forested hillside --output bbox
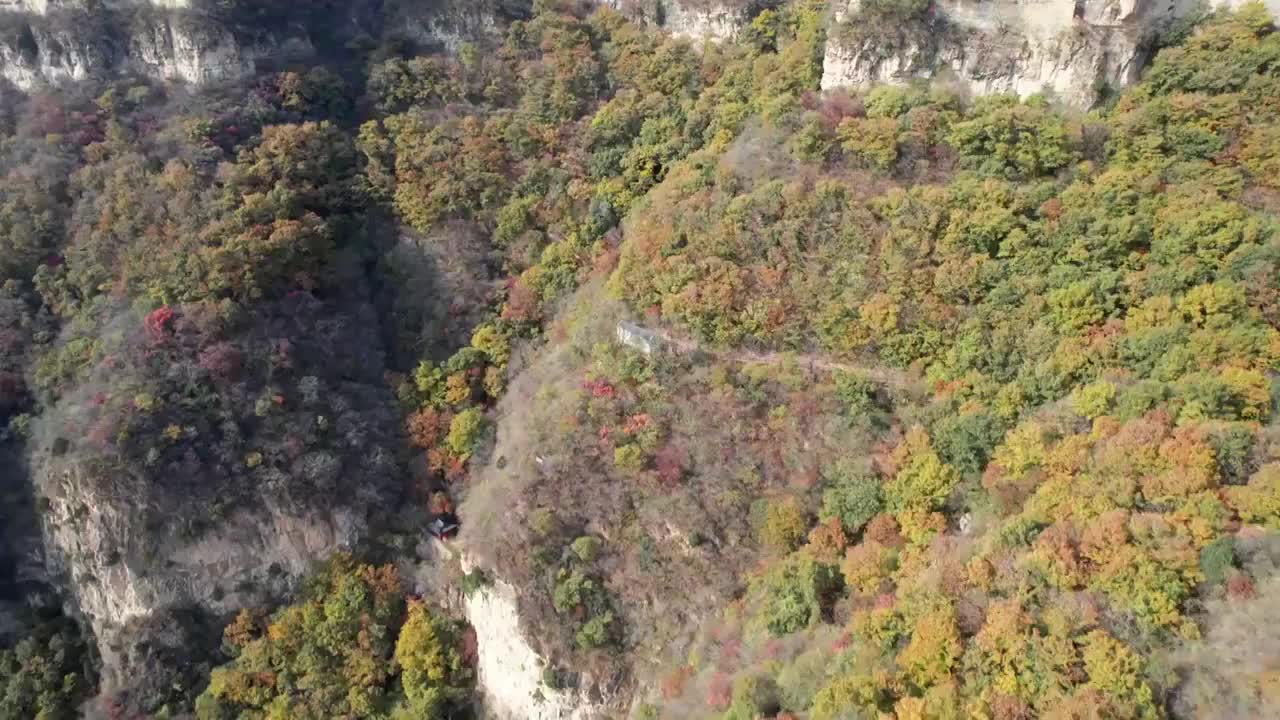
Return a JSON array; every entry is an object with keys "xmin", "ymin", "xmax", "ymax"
[{"xmin": 0, "ymin": 0, "xmax": 1278, "ymax": 718}]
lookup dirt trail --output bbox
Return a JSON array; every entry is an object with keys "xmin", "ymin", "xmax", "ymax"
[{"xmin": 651, "ymin": 328, "xmax": 924, "ymax": 392}]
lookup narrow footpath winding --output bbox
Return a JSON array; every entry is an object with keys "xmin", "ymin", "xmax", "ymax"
[{"xmin": 648, "ymin": 327, "xmax": 926, "ymax": 394}]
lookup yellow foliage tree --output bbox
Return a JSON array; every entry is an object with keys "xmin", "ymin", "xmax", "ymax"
[
  {"xmin": 897, "ymin": 604, "xmax": 962, "ymax": 689},
  {"xmin": 886, "ymin": 427, "xmax": 959, "ymax": 515},
  {"xmin": 842, "ymin": 539, "xmax": 897, "ymax": 595},
  {"xmin": 1080, "ymin": 631, "xmax": 1160, "ymax": 720},
  {"xmin": 1226, "ymin": 463, "xmax": 1280, "ymax": 528},
  {"xmin": 394, "ymin": 599, "xmax": 472, "ymax": 717},
  {"xmin": 762, "ymin": 496, "xmax": 809, "ymax": 554}
]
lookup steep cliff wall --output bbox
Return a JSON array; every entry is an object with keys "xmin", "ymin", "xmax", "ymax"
[
  {"xmin": 25, "ymin": 295, "xmax": 406, "ymax": 705},
  {"xmin": 639, "ymin": 0, "xmax": 1279, "ymax": 107},
  {"xmin": 826, "ymin": 0, "xmax": 1280, "ymax": 106},
  {"xmin": 38, "ymin": 458, "xmax": 365, "ymax": 692},
  {"xmin": 661, "ymin": 0, "xmax": 748, "ymax": 40},
  {"xmin": 410, "ymin": 541, "xmax": 621, "ymax": 720},
  {"xmin": 464, "ymin": 574, "xmax": 615, "ymax": 719},
  {"xmin": 3, "ymin": 0, "xmax": 1277, "ymax": 104},
  {"xmin": 820, "ymin": 0, "xmax": 1152, "ymax": 106},
  {"xmin": 0, "ymin": 0, "xmax": 517, "ymax": 92},
  {"xmin": 125, "ymin": 14, "xmax": 268, "ymax": 84},
  {"xmin": 0, "ymin": 1, "xmax": 265, "ymax": 90}
]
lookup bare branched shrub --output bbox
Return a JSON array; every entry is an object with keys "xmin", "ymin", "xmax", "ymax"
[{"xmin": 1174, "ymin": 571, "xmax": 1280, "ymax": 719}]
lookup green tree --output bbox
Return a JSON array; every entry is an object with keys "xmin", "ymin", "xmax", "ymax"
[
  {"xmin": 394, "ymin": 601, "xmax": 472, "ymax": 718},
  {"xmin": 0, "ymin": 615, "xmax": 92, "ymax": 720},
  {"xmin": 947, "ymin": 95, "xmax": 1078, "ymax": 178},
  {"xmin": 446, "ymin": 408, "xmax": 488, "ymax": 459},
  {"xmin": 752, "ymin": 551, "xmax": 841, "ymax": 636},
  {"xmin": 885, "ymin": 428, "xmax": 959, "ymax": 514},
  {"xmin": 820, "ymin": 466, "xmax": 883, "ymax": 534},
  {"xmin": 195, "ymin": 556, "xmax": 472, "ymax": 719}
]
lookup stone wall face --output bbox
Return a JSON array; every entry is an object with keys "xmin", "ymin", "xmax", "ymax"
[
  {"xmin": 639, "ymin": 0, "xmax": 1278, "ymax": 108},
  {"xmin": 0, "ymin": 0, "xmax": 508, "ymax": 92},
  {"xmin": 818, "ymin": 0, "xmax": 1153, "ymax": 107},
  {"xmin": 3, "ymin": 0, "xmax": 1274, "ymax": 106}
]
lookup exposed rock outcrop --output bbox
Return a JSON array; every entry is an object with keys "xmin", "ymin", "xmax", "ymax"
[
  {"xmin": 625, "ymin": 0, "xmax": 1279, "ymax": 108},
  {"xmin": 600, "ymin": 0, "xmax": 748, "ymax": 40},
  {"xmin": 124, "ymin": 13, "xmax": 284, "ymax": 85},
  {"xmin": 456, "ymin": 551, "xmax": 619, "ymax": 720},
  {"xmin": 465, "ymin": 577, "xmax": 612, "ymax": 719},
  {"xmin": 27, "ymin": 295, "xmax": 405, "ymax": 703},
  {"xmin": 409, "ymin": 540, "xmax": 620, "ymax": 719},
  {"xmin": 4, "ymin": 0, "xmax": 1279, "ymax": 106},
  {"xmin": 7, "ymin": 0, "xmax": 1251, "ymax": 107},
  {"xmin": 819, "ymin": 0, "xmax": 1157, "ymax": 106},
  {"xmin": 661, "ymin": 0, "xmax": 747, "ymax": 40},
  {"xmin": 0, "ymin": 1, "xmax": 264, "ymax": 90},
  {"xmin": 819, "ymin": 0, "xmax": 1280, "ymax": 106},
  {"xmin": 39, "ymin": 461, "xmax": 364, "ymax": 691},
  {"xmin": 0, "ymin": 0, "xmax": 518, "ymax": 92}
]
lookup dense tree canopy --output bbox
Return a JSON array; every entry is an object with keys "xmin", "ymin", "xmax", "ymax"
[
  {"xmin": 194, "ymin": 556, "xmax": 472, "ymax": 720},
  {"xmin": 2, "ymin": 0, "xmax": 1280, "ymax": 718}
]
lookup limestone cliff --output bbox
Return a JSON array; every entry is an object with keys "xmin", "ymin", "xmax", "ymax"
[
  {"xmin": 0, "ymin": 1, "xmax": 264, "ymax": 90},
  {"xmin": 661, "ymin": 0, "xmax": 748, "ymax": 40},
  {"xmin": 820, "ymin": 0, "xmax": 1280, "ymax": 106},
  {"xmin": 638, "ymin": 0, "xmax": 1277, "ymax": 107},
  {"xmin": 0, "ymin": 0, "xmax": 517, "ymax": 92},
  {"xmin": 599, "ymin": 0, "xmax": 750, "ymax": 41},
  {"xmin": 414, "ymin": 543, "xmax": 623, "ymax": 720},
  {"xmin": 462, "ymin": 570, "xmax": 619, "ymax": 719},
  {"xmin": 1, "ymin": 0, "xmax": 1276, "ymax": 106},
  {"xmin": 25, "ymin": 295, "xmax": 405, "ymax": 706},
  {"xmin": 38, "ymin": 458, "xmax": 365, "ymax": 692},
  {"xmin": 818, "ymin": 0, "xmax": 1158, "ymax": 106}
]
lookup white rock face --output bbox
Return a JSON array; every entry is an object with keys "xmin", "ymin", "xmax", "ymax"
[
  {"xmin": 662, "ymin": 1, "xmax": 746, "ymax": 41},
  {"xmin": 458, "ymin": 553, "xmax": 612, "ymax": 720},
  {"xmin": 464, "ymin": 580, "xmax": 608, "ymax": 719},
  {"xmin": 0, "ymin": 29, "xmax": 251, "ymax": 91},
  {"xmin": 0, "ymin": 0, "xmax": 191, "ymax": 14},
  {"xmin": 624, "ymin": 0, "xmax": 1280, "ymax": 108},
  {"xmin": 39, "ymin": 460, "xmax": 362, "ymax": 692},
  {"xmin": 0, "ymin": 0, "xmax": 501, "ymax": 91},
  {"xmin": 0, "ymin": 26, "xmax": 97, "ymax": 88},
  {"xmin": 820, "ymin": 0, "xmax": 1155, "ymax": 106},
  {"xmin": 128, "ymin": 18, "xmax": 277, "ymax": 85},
  {"xmin": 0, "ymin": 3, "xmax": 262, "ymax": 91},
  {"xmin": 0, "ymin": 0, "xmax": 53, "ymax": 13},
  {"xmin": 421, "ymin": 12, "xmax": 500, "ymax": 54}
]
